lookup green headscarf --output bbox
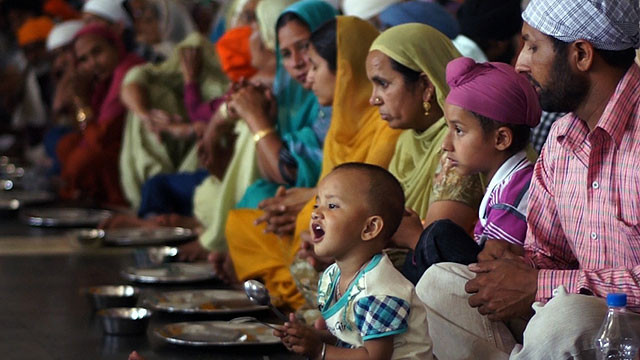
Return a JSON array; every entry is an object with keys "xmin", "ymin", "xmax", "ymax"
[
  {"xmin": 236, "ymin": 0, "xmax": 337, "ymax": 208},
  {"xmin": 371, "ymin": 23, "xmax": 483, "ymax": 216}
]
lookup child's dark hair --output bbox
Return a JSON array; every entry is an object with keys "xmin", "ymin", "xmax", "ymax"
[
  {"xmin": 309, "ymin": 18, "xmax": 337, "ymax": 72},
  {"xmin": 332, "ymin": 162, "xmax": 405, "ymax": 241},
  {"xmin": 472, "ymin": 112, "xmax": 531, "ymax": 155}
]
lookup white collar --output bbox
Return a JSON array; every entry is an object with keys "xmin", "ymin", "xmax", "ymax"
[{"xmin": 478, "ymin": 150, "xmax": 529, "ymax": 222}]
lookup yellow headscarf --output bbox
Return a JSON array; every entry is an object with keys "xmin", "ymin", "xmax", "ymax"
[
  {"xmin": 320, "ymin": 16, "xmax": 401, "ymax": 178},
  {"xmin": 371, "ymin": 23, "xmax": 482, "ymax": 216},
  {"xmin": 294, "ymin": 16, "xmax": 402, "ymax": 240}
]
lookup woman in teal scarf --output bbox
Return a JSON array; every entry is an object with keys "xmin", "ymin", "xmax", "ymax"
[{"xmin": 231, "ymin": 0, "xmax": 337, "ymax": 208}]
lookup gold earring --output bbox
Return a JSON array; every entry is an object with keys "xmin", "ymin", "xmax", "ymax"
[{"xmin": 423, "ymin": 101, "xmax": 431, "ymax": 116}]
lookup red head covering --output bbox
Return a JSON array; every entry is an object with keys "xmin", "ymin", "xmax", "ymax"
[
  {"xmin": 44, "ymin": 0, "xmax": 80, "ymax": 21},
  {"xmin": 17, "ymin": 16, "xmax": 55, "ymax": 46},
  {"xmin": 73, "ymin": 23, "xmax": 126, "ymax": 58},
  {"xmin": 446, "ymin": 57, "xmax": 541, "ymax": 128},
  {"xmin": 215, "ymin": 25, "xmax": 258, "ymax": 82}
]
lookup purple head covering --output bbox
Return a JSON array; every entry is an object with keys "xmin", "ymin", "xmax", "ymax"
[{"xmin": 446, "ymin": 57, "xmax": 541, "ymax": 128}]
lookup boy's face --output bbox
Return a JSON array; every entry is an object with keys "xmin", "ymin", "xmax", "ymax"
[
  {"xmin": 442, "ymin": 102, "xmax": 497, "ymax": 176},
  {"xmin": 309, "ymin": 170, "xmax": 372, "ymax": 260}
]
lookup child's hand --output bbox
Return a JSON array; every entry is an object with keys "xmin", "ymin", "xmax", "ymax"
[{"xmin": 278, "ymin": 313, "xmax": 324, "ymax": 359}]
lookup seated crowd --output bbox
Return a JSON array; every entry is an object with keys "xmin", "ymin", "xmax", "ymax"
[{"xmin": 2, "ymin": 0, "xmax": 639, "ymax": 359}]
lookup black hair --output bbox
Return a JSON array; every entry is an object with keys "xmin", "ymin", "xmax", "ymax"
[
  {"xmin": 276, "ymin": 11, "xmax": 305, "ymax": 33},
  {"xmin": 472, "ymin": 112, "xmax": 530, "ymax": 155},
  {"xmin": 390, "ymin": 58, "xmax": 421, "ymax": 86},
  {"xmin": 309, "ymin": 18, "xmax": 337, "ymax": 72},
  {"xmin": 332, "ymin": 162, "xmax": 405, "ymax": 241},
  {"xmin": 549, "ymin": 36, "xmax": 636, "ymax": 71}
]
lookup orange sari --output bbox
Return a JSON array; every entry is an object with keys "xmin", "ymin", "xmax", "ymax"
[{"xmin": 225, "ymin": 16, "xmax": 401, "ymax": 309}]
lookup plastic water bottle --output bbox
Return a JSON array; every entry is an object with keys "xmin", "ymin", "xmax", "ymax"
[{"xmin": 594, "ymin": 293, "xmax": 640, "ymax": 360}]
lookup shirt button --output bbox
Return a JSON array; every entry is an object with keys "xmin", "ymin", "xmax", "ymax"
[
  {"xmin": 592, "ymin": 181, "xmax": 599, "ymax": 189},
  {"xmin": 590, "ymin": 232, "xmax": 598, "ymax": 240}
]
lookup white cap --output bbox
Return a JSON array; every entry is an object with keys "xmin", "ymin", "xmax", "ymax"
[
  {"xmin": 46, "ymin": 20, "xmax": 84, "ymax": 51},
  {"xmin": 342, "ymin": 0, "xmax": 400, "ymax": 20},
  {"xmin": 82, "ymin": 0, "xmax": 131, "ymax": 27}
]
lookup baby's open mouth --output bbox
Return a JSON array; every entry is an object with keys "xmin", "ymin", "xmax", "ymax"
[{"xmin": 311, "ymin": 223, "xmax": 325, "ymax": 241}]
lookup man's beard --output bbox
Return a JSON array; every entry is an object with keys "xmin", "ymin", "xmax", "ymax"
[{"xmin": 535, "ymin": 51, "xmax": 590, "ymax": 113}]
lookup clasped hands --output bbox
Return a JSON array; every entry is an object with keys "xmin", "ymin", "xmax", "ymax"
[{"xmin": 465, "ymin": 239, "xmax": 538, "ymax": 321}]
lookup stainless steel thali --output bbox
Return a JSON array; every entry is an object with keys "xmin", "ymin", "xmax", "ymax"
[
  {"xmin": 154, "ymin": 321, "xmax": 281, "ymax": 346},
  {"xmin": 121, "ymin": 263, "xmax": 216, "ymax": 283},
  {"xmin": 23, "ymin": 207, "xmax": 112, "ymax": 227},
  {"xmin": 102, "ymin": 227, "xmax": 195, "ymax": 246},
  {"xmin": 146, "ymin": 289, "xmax": 268, "ymax": 314}
]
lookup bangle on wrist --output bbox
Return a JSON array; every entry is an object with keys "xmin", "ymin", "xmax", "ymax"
[
  {"xmin": 253, "ymin": 127, "xmax": 275, "ymax": 143},
  {"xmin": 318, "ymin": 343, "xmax": 326, "ymax": 360}
]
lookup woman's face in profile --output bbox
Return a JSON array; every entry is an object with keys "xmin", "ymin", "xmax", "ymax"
[
  {"xmin": 278, "ymin": 19, "xmax": 312, "ymax": 88},
  {"xmin": 365, "ymin": 50, "xmax": 426, "ymax": 130},
  {"xmin": 305, "ymin": 44, "xmax": 336, "ymax": 106}
]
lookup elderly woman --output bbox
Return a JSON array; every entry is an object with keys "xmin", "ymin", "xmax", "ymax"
[
  {"xmin": 56, "ymin": 23, "xmax": 145, "ymax": 205},
  {"xmin": 223, "ymin": 11, "xmax": 402, "ymax": 309},
  {"xmin": 366, "ymin": 23, "xmax": 484, "ymax": 283}
]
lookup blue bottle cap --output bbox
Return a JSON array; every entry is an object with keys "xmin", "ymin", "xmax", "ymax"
[{"xmin": 607, "ymin": 293, "xmax": 627, "ymax": 307}]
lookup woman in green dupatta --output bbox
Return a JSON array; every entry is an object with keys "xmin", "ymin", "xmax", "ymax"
[
  {"xmin": 120, "ymin": 32, "xmax": 228, "ymax": 208},
  {"xmin": 366, "ymin": 24, "xmax": 484, "ymax": 282},
  {"xmin": 231, "ymin": 0, "xmax": 337, "ymax": 208}
]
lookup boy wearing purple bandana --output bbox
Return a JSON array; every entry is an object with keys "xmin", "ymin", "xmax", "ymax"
[
  {"xmin": 443, "ymin": 57, "xmax": 540, "ymax": 248},
  {"xmin": 400, "ymin": 57, "xmax": 541, "ymax": 283}
]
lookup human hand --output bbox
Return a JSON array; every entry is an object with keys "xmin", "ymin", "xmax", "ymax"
[
  {"xmin": 477, "ymin": 239, "xmax": 525, "ymax": 262},
  {"xmin": 297, "ymin": 232, "xmax": 333, "ymax": 272},
  {"xmin": 255, "ymin": 187, "xmax": 314, "ymax": 235},
  {"xmin": 276, "ymin": 313, "xmax": 324, "ymax": 358},
  {"xmin": 227, "ymin": 84, "xmax": 275, "ymax": 132},
  {"xmin": 465, "ymin": 258, "xmax": 538, "ymax": 321},
  {"xmin": 179, "ymin": 46, "xmax": 202, "ymax": 84},
  {"xmin": 142, "ymin": 109, "xmax": 184, "ymax": 139},
  {"xmin": 390, "ymin": 208, "xmax": 424, "ymax": 249}
]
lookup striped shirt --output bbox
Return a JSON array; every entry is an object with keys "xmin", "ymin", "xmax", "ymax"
[
  {"xmin": 474, "ymin": 151, "xmax": 532, "ymax": 246},
  {"xmin": 525, "ymin": 64, "xmax": 640, "ymax": 312}
]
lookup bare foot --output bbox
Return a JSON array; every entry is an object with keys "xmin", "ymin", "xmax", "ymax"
[
  {"xmin": 208, "ymin": 251, "xmax": 238, "ymax": 284},
  {"xmin": 148, "ymin": 214, "xmax": 201, "ymax": 229},
  {"xmin": 128, "ymin": 351, "xmax": 146, "ymax": 360},
  {"xmin": 99, "ymin": 213, "xmax": 158, "ymax": 229},
  {"xmin": 177, "ymin": 240, "xmax": 209, "ymax": 262}
]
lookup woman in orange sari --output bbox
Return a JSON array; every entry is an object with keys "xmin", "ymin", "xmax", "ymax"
[
  {"xmin": 57, "ymin": 24, "xmax": 145, "ymax": 205},
  {"xmin": 224, "ymin": 13, "xmax": 401, "ymax": 309}
]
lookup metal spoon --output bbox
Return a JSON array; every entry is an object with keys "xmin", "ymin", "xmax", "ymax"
[
  {"xmin": 244, "ymin": 280, "xmax": 288, "ymax": 322},
  {"xmin": 230, "ymin": 316, "xmax": 282, "ymax": 331}
]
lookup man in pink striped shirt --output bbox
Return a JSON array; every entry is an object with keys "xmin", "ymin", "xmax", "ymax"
[{"xmin": 417, "ymin": 0, "xmax": 640, "ymax": 359}]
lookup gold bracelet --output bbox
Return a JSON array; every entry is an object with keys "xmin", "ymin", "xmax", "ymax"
[{"xmin": 253, "ymin": 127, "xmax": 275, "ymax": 143}]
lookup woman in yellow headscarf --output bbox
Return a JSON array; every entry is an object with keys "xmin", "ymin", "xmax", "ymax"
[
  {"xmin": 367, "ymin": 23, "xmax": 484, "ymax": 283},
  {"xmin": 224, "ymin": 13, "xmax": 401, "ymax": 309}
]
